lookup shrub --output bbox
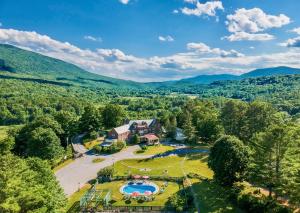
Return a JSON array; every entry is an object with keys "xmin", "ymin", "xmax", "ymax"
[
  {"xmin": 98, "ymin": 166, "xmax": 114, "ymax": 182},
  {"xmin": 167, "ymin": 193, "xmax": 187, "ymax": 212},
  {"xmin": 89, "ymin": 130, "xmax": 99, "ymax": 140},
  {"xmin": 93, "ymin": 145, "xmax": 102, "ymax": 154}
]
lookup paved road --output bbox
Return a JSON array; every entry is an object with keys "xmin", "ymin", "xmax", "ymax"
[
  {"xmin": 55, "ymin": 145, "xmax": 153, "ymax": 197},
  {"xmin": 71, "ymin": 134, "xmax": 88, "ymax": 154}
]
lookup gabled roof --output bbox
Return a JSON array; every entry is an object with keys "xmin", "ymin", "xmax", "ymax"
[
  {"xmin": 143, "ymin": 133, "xmax": 159, "ymax": 141},
  {"xmin": 113, "ymin": 119, "xmax": 156, "ymax": 135},
  {"xmin": 113, "ymin": 124, "xmax": 130, "ymax": 134},
  {"xmin": 128, "ymin": 119, "xmax": 155, "ymax": 126}
]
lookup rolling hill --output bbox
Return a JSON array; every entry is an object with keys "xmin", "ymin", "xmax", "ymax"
[
  {"xmin": 1, "ymin": 44, "xmax": 300, "ymax": 90},
  {"xmin": 0, "ymin": 44, "xmax": 145, "ymax": 89}
]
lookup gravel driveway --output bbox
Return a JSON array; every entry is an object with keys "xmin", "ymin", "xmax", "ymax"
[{"xmin": 55, "ymin": 145, "xmax": 153, "ymax": 196}]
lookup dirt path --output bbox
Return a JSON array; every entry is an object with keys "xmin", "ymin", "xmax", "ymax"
[{"xmin": 180, "ymin": 156, "xmax": 201, "ymax": 213}]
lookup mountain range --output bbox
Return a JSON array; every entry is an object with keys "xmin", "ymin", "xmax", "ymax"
[{"xmin": 1, "ymin": 44, "xmax": 300, "ymax": 89}]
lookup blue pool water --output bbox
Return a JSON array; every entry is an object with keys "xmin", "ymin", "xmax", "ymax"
[{"xmin": 122, "ymin": 183, "xmax": 157, "ymax": 194}]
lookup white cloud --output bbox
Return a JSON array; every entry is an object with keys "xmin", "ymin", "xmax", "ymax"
[
  {"xmin": 223, "ymin": 32, "xmax": 275, "ymax": 41},
  {"xmin": 289, "ymin": 27, "xmax": 300, "ymax": 35},
  {"xmin": 180, "ymin": 0, "xmax": 224, "ymax": 17},
  {"xmin": 1, "ymin": 28, "xmax": 300, "ymax": 82},
  {"xmin": 225, "ymin": 8, "xmax": 290, "ymax": 41},
  {"xmin": 173, "ymin": 9, "xmax": 179, "ymax": 14},
  {"xmin": 119, "ymin": 0, "xmax": 130, "ymax": 4},
  {"xmin": 84, "ymin": 35, "xmax": 102, "ymax": 42},
  {"xmin": 280, "ymin": 37, "xmax": 300, "ymax": 48},
  {"xmin": 187, "ymin": 42, "xmax": 244, "ymax": 57},
  {"xmin": 158, "ymin": 35, "xmax": 174, "ymax": 42}
]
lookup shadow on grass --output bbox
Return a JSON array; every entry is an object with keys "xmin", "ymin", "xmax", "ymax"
[
  {"xmin": 190, "ymin": 180, "xmax": 242, "ymax": 213},
  {"xmin": 66, "ymin": 201, "xmax": 80, "ymax": 213}
]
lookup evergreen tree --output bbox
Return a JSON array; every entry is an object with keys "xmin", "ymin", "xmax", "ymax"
[
  {"xmin": 251, "ymin": 124, "xmax": 294, "ymax": 197},
  {"xmin": 182, "ymin": 112, "xmax": 196, "ymax": 143}
]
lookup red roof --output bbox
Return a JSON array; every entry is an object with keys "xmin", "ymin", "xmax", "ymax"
[{"xmin": 144, "ymin": 134, "xmax": 159, "ymax": 140}]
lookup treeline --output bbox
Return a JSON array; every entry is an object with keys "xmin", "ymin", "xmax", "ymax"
[
  {"xmin": 2, "ymin": 74, "xmax": 300, "ymax": 127},
  {"xmin": 168, "ymin": 99, "xmax": 300, "ymax": 208}
]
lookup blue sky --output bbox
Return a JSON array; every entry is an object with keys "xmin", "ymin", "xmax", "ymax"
[{"xmin": 0, "ymin": 0, "xmax": 300, "ymax": 82}]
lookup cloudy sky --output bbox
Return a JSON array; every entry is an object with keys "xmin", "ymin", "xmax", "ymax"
[{"xmin": 0, "ymin": 0, "xmax": 300, "ymax": 82}]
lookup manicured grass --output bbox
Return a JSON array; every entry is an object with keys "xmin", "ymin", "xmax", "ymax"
[
  {"xmin": 84, "ymin": 138, "xmax": 103, "ymax": 150},
  {"xmin": 96, "ymin": 180, "xmax": 180, "ymax": 206},
  {"xmin": 92, "ymin": 158, "xmax": 105, "ymax": 163},
  {"xmin": 113, "ymin": 153, "xmax": 213, "ymax": 178},
  {"xmin": 53, "ymin": 159, "xmax": 74, "ymax": 172},
  {"xmin": 67, "ymin": 184, "xmax": 91, "ymax": 213},
  {"xmin": 191, "ymin": 179, "xmax": 242, "ymax": 213},
  {"xmin": 135, "ymin": 145, "xmax": 174, "ymax": 155},
  {"xmin": 67, "ymin": 152, "xmax": 213, "ymax": 211}
]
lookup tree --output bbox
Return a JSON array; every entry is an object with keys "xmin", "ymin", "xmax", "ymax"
[
  {"xmin": 14, "ymin": 116, "xmax": 64, "ymax": 155},
  {"xmin": 220, "ymin": 100, "xmax": 248, "ymax": 139},
  {"xmin": 54, "ymin": 110, "xmax": 78, "ymax": 146},
  {"xmin": 251, "ymin": 124, "xmax": 296, "ymax": 198},
  {"xmin": 102, "ymin": 104, "xmax": 126, "ymax": 129},
  {"xmin": 192, "ymin": 102, "xmax": 222, "ymax": 143},
  {"xmin": 26, "ymin": 127, "xmax": 64, "ymax": 165},
  {"xmin": 182, "ymin": 111, "xmax": 197, "ymax": 143},
  {"xmin": 208, "ymin": 135, "xmax": 250, "ymax": 186},
  {"xmin": 281, "ymin": 136, "xmax": 300, "ymax": 205},
  {"xmin": 0, "ymin": 136, "xmax": 15, "ymax": 154},
  {"xmin": 242, "ymin": 101, "xmax": 276, "ymax": 142},
  {"xmin": 131, "ymin": 134, "xmax": 140, "ymax": 144},
  {"xmin": 0, "ymin": 153, "xmax": 66, "ymax": 212},
  {"xmin": 79, "ymin": 105, "xmax": 102, "ymax": 133}
]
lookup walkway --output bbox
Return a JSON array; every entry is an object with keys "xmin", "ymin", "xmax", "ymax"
[{"xmin": 55, "ymin": 145, "xmax": 153, "ymax": 196}]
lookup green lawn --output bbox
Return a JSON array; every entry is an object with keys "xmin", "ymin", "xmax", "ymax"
[
  {"xmin": 67, "ymin": 184, "xmax": 91, "ymax": 213},
  {"xmin": 135, "ymin": 145, "xmax": 174, "ymax": 155},
  {"xmin": 96, "ymin": 180, "xmax": 180, "ymax": 206},
  {"xmin": 113, "ymin": 153, "xmax": 213, "ymax": 178},
  {"xmin": 53, "ymin": 159, "xmax": 74, "ymax": 173},
  {"xmin": 191, "ymin": 179, "xmax": 243, "ymax": 213},
  {"xmin": 67, "ymin": 151, "xmax": 234, "ymax": 212},
  {"xmin": 92, "ymin": 158, "xmax": 105, "ymax": 163},
  {"xmin": 83, "ymin": 138, "xmax": 103, "ymax": 150}
]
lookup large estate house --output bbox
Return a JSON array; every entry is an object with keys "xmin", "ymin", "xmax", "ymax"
[{"xmin": 108, "ymin": 119, "xmax": 161, "ymax": 145}]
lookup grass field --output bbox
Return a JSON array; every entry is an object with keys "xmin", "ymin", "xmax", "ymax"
[
  {"xmin": 67, "ymin": 150, "xmax": 241, "ymax": 212},
  {"xmin": 53, "ymin": 159, "xmax": 74, "ymax": 172},
  {"xmin": 191, "ymin": 179, "xmax": 243, "ymax": 213},
  {"xmin": 97, "ymin": 180, "xmax": 180, "ymax": 206},
  {"xmin": 67, "ymin": 184, "xmax": 91, "ymax": 213},
  {"xmin": 92, "ymin": 158, "xmax": 105, "ymax": 163},
  {"xmin": 135, "ymin": 145, "xmax": 174, "ymax": 155},
  {"xmin": 113, "ymin": 153, "xmax": 213, "ymax": 178},
  {"xmin": 83, "ymin": 138, "xmax": 103, "ymax": 150}
]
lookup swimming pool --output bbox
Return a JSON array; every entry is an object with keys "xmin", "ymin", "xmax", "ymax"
[{"xmin": 120, "ymin": 181, "xmax": 159, "ymax": 195}]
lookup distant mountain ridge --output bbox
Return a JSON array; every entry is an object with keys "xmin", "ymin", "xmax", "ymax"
[
  {"xmin": 1, "ymin": 44, "xmax": 300, "ymax": 88},
  {"xmin": 162, "ymin": 66, "xmax": 300, "ymax": 86}
]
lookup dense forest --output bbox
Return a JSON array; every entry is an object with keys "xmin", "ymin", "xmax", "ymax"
[{"xmin": 0, "ymin": 45, "xmax": 300, "ymax": 212}]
